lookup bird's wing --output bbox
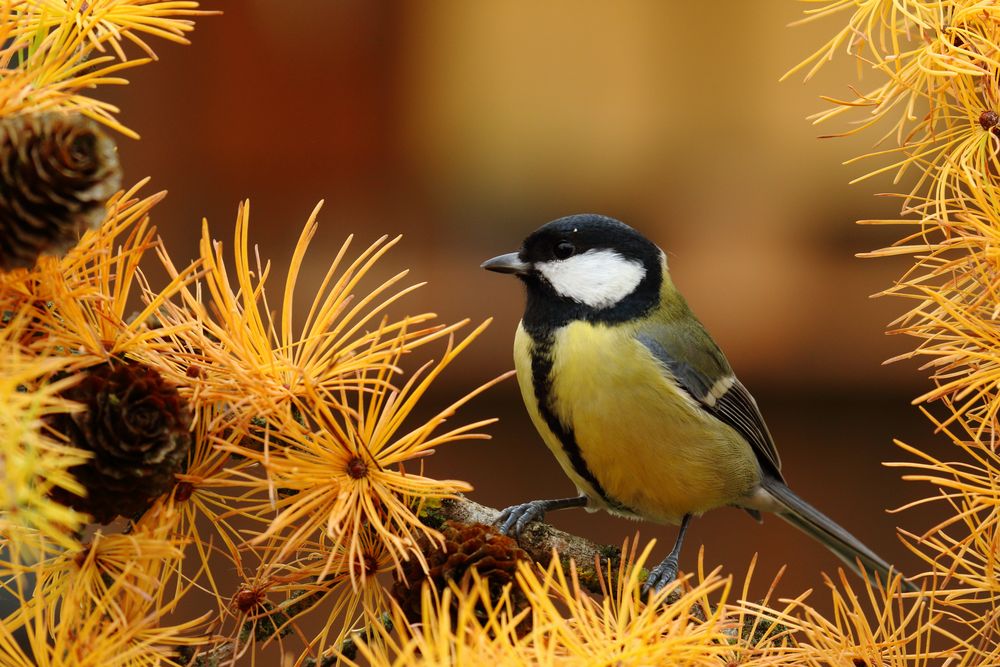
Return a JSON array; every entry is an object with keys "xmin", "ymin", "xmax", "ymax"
[{"xmin": 635, "ymin": 321, "xmax": 783, "ymax": 481}]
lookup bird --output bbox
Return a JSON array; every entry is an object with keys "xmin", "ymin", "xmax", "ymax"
[{"xmin": 481, "ymin": 213, "xmax": 916, "ymax": 594}]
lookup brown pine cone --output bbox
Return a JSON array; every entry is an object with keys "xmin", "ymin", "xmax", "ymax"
[
  {"xmin": 50, "ymin": 359, "xmax": 192, "ymax": 524},
  {"xmin": 392, "ymin": 520, "xmax": 530, "ymax": 626},
  {"xmin": 0, "ymin": 113, "xmax": 122, "ymax": 271}
]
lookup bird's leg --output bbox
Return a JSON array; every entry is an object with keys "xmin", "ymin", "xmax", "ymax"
[
  {"xmin": 642, "ymin": 513, "xmax": 692, "ymax": 595},
  {"xmin": 497, "ymin": 495, "xmax": 588, "ymax": 537}
]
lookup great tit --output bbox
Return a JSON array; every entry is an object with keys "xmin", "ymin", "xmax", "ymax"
[{"xmin": 482, "ymin": 213, "xmax": 916, "ymax": 594}]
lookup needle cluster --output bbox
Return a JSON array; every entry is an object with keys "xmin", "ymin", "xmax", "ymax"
[{"xmin": 788, "ymin": 0, "xmax": 1000, "ymax": 663}]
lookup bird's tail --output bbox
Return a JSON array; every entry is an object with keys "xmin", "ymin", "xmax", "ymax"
[{"xmin": 761, "ymin": 478, "xmax": 918, "ymax": 593}]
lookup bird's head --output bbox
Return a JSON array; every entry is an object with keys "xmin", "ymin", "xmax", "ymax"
[{"xmin": 482, "ymin": 214, "xmax": 665, "ymax": 328}]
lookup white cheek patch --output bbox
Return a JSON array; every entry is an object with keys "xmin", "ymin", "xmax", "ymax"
[{"xmin": 535, "ymin": 249, "xmax": 646, "ymax": 309}]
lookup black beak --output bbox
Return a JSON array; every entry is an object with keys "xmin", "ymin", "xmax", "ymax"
[{"xmin": 481, "ymin": 252, "xmax": 530, "ymax": 275}]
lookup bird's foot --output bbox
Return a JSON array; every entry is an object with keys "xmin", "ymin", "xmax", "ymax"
[
  {"xmin": 497, "ymin": 500, "xmax": 550, "ymax": 537},
  {"xmin": 641, "ymin": 555, "xmax": 679, "ymax": 596}
]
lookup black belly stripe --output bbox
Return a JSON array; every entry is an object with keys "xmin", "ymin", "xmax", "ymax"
[{"xmin": 529, "ymin": 333, "xmax": 631, "ymax": 513}]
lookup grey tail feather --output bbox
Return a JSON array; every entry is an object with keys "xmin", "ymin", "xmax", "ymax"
[{"xmin": 761, "ymin": 478, "xmax": 918, "ymax": 593}]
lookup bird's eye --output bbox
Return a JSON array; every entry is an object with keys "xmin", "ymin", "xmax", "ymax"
[{"xmin": 554, "ymin": 241, "xmax": 575, "ymax": 259}]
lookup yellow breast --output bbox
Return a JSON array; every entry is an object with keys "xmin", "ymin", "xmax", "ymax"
[{"xmin": 514, "ymin": 320, "xmax": 761, "ymax": 524}]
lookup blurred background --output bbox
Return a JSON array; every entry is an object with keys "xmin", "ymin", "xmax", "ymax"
[{"xmin": 106, "ymin": 1, "xmax": 945, "ymax": 602}]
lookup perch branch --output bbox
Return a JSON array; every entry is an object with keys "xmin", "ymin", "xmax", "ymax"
[{"xmin": 423, "ymin": 494, "xmax": 626, "ymax": 594}]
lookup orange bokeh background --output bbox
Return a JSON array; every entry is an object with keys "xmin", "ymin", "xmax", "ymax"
[{"xmin": 104, "ymin": 1, "xmax": 945, "ymax": 602}]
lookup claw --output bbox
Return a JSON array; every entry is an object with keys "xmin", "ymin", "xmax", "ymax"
[
  {"xmin": 641, "ymin": 556, "xmax": 679, "ymax": 596},
  {"xmin": 641, "ymin": 513, "xmax": 691, "ymax": 597},
  {"xmin": 497, "ymin": 500, "xmax": 548, "ymax": 537}
]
